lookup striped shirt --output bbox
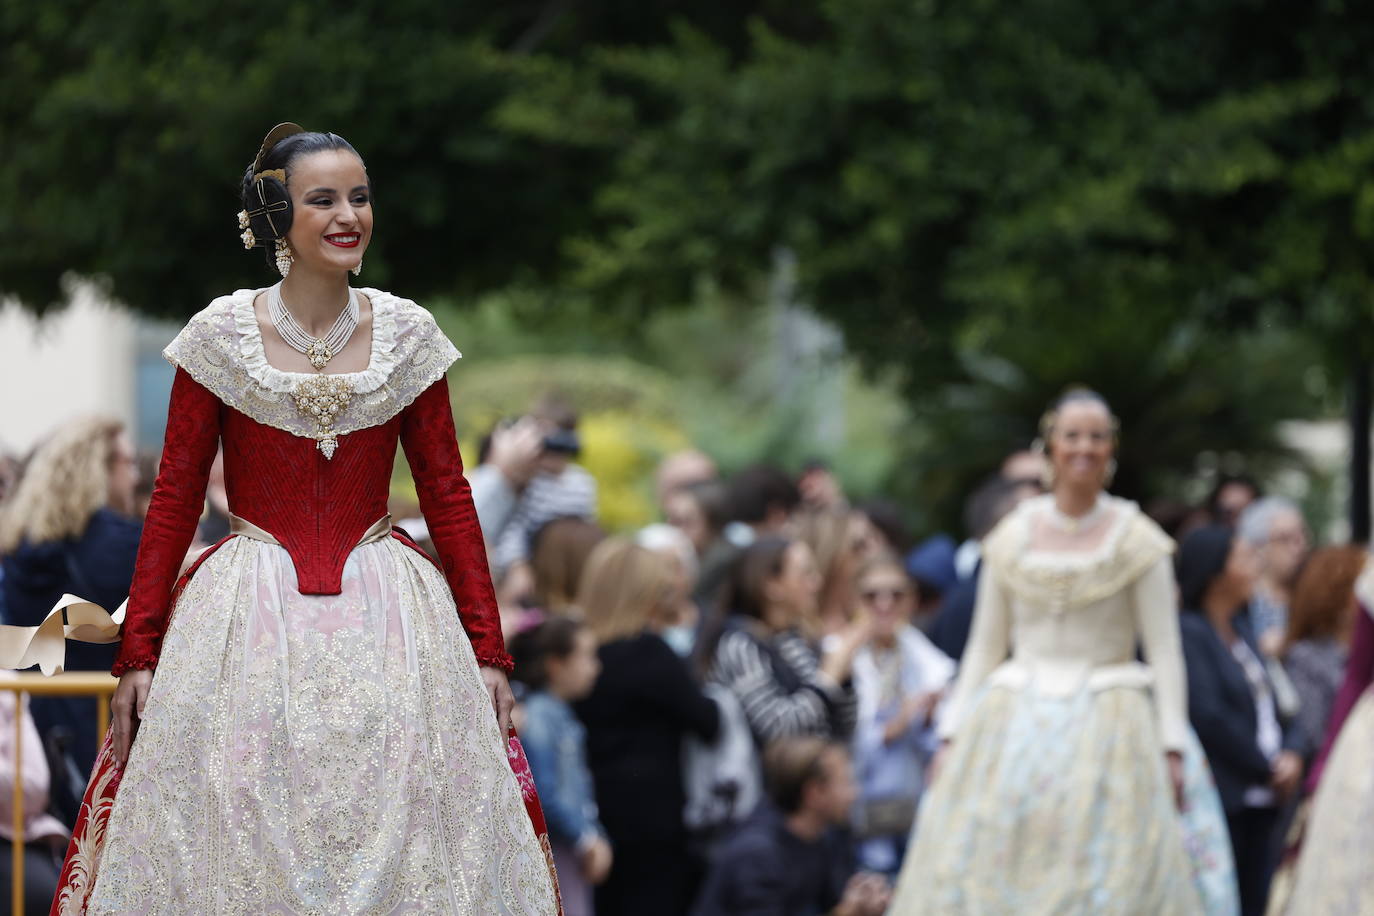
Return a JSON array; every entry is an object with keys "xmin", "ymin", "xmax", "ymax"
[
  {"xmin": 709, "ymin": 622, "xmax": 856, "ymax": 744},
  {"xmin": 490, "ymin": 465, "xmax": 597, "ymax": 574}
]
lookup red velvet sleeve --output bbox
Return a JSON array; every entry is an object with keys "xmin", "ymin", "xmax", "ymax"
[
  {"xmin": 111, "ymin": 368, "xmax": 222, "ymax": 676},
  {"xmin": 400, "ymin": 377, "xmax": 511, "ymax": 671}
]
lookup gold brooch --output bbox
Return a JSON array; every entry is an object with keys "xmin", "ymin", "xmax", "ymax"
[{"xmin": 291, "ymin": 375, "xmax": 354, "ymax": 459}]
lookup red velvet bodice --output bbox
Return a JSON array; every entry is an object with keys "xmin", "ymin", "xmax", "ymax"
[
  {"xmin": 112, "ymin": 368, "xmax": 509, "ymax": 675},
  {"xmin": 221, "ymin": 409, "xmax": 396, "ymax": 595}
]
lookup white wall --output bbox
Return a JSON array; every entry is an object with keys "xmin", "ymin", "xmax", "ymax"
[{"xmin": 0, "ymin": 285, "xmax": 137, "ymax": 455}]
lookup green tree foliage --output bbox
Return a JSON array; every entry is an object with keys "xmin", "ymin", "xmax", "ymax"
[
  {"xmin": 494, "ymin": 0, "xmax": 1374, "ymax": 522},
  {"xmin": 7, "ymin": 0, "xmax": 1371, "ymax": 526},
  {"xmin": 0, "ymin": 0, "xmax": 746, "ymax": 315}
]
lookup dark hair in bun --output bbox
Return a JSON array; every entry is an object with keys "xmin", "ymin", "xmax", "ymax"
[{"xmin": 239, "ymin": 131, "xmax": 366, "ymax": 267}]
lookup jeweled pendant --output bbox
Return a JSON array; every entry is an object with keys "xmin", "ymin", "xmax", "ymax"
[
  {"xmin": 306, "ymin": 339, "xmax": 333, "ymax": 370},
  {"xmin": 318, "ymin": 436, "xmax": 338, "ymax": 459}
]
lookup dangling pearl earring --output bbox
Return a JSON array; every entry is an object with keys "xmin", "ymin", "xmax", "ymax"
[
  {"xmin": 352, "ymin": 259, "xmax": 362, "ymax": 277},
  {"xmin": 275, "ymin": 238, "xmax": 293, "ymax": 278}
]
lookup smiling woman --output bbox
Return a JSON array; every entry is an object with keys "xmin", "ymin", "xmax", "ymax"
[
  {"xmin": 23, "ymin": 123, "xmax": 563, "ymax": 915},
  {"xmin": 887, "ymin": 388, "xmax": 1240, "ymax": 915}
]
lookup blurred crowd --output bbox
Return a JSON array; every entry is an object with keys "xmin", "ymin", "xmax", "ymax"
[{"xmin": 0, "ymin": 396, "xmax": 1364, "ymax": 915}]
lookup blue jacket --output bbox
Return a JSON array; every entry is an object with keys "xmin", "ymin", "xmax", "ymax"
[{"xmin": 521, "ymin": 690, "xmax": 603, "ymax": 848}]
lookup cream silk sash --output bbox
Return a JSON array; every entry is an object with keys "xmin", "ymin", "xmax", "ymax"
[
  {"xmin": 0, "ymin": 595, "xmax": 126, "ymax": 676},
  {"xmin": 0, "ymin": 515, "xmax": 393, "ymax": 676}
]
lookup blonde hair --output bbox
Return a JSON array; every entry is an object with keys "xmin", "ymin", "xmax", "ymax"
[
  {"xmin": 576, "ymin": 537, "xmax": 678, "ymax": 643},
  {"xmin": 0, "ymin": 417, "xmax": 124, "ymax": 553}
]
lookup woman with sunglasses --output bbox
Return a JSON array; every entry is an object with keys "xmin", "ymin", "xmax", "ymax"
[{"xmin": 848, "ymin": 553, "xmax": 954, "ymax": 876}]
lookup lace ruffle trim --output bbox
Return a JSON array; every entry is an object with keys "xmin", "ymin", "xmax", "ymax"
[
  {"xmin": 230, "ymin": 284, "xmax": 406, "ymax": 394},
  {"xmin": 984, "ymin": 496, "xmax": 1173, "ymax": 613},
  {"xmin": 162, "ymin": 288, "xmax": 460, "ymax": 443}
]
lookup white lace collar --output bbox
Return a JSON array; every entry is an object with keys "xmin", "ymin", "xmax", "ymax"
[
  {"xmin": 230, "ymin": 285, "xmax": 418, "ymax": 394},
  {"xmin": 983, "ymin": 494, "xmax": 1173, "ymax": 613},
  {"xmin": 164, "ymin": 287, "xmax": 460, "ymax": 448}
]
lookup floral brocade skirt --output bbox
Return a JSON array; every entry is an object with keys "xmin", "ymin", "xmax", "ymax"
[
  {"xmin": 1276, "ymin": 689, "xmax": 1374, "ymax": 915},
  {"xmin": 54, "ymin": 534, "xmax": 560, "ymax": 915},
  {"xmin": 888, "ymin": 684, "xmax": 1237, "ymax": 916}
]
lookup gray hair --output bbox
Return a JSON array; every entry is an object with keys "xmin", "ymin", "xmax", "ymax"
[
  {"xmin": 636, "ymin": 523, "xmax": 699, "ymax": 582},
  {"xmin": 1237, "ymin": 497, "xmax": 1302, "ymax": 546}
]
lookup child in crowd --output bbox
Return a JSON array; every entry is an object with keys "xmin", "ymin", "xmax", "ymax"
[{"xmin": 512, "ymin": 617, "xmax": 612, "ymax": 916}]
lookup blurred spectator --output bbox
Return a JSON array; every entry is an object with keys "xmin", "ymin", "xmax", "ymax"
[
  {"xmin": 511, "ymin": 617, "xmax": 610, "ymax": 916},
  {"xmin": 472, "ymin": 394, "xmax": 598, "ymax": 581},
  {"xmin": 1270, "ymin": 545, "xmax": 1367, "ymax": 886},
  {"xmin": 0, "ymin": 689, "xmax": 68, "ymax": 912},
  {"xmin": 657, "ymin": 449, "xmax": 719, "ymax": 514},
  {"xmin": 530, "ymin": 517, "xmax": 606, "ymax": 614},
  {"xmin": 852, "ymin": 501, "xmax": 911, "ymax": 559},
  {"xmin": 726, "ymin": 466, "xmax": 801, "ymax": 545},
  {"xmin": 471, "ymin": 416, "xmax": 543, "ymax": 536},
  {"xmin": 1209, "ymin": 474, "xmax": 1263, "ymax": 528},
  {"xmin": 1145, "ymin": 498, "xmax": 1210, "ymax": 543},
  {"xmin": 1281, "ymin": 546, "xmax": 1366, "ymax": 766},
  {"xmin": 665, "ymin": 480, "xmax": 736, "ymax": 612},
  {"xmin": 795, "ymin": 509, "xmax": 865, "ymax": 638},
  {"xmin": 1238, "ymin": 498, "xmax": 1311, "ymax": 658},
  {"xmin": 0, "ymin": 417, "xmax": 142, "ymax": 793},
  {"xmin": 131, "ymin": 449, "xmax": 159, "ymax": 521},
  {"xmin": 1177, "ymin": 525, "xmax": 1304, "ymax": 915},
  {"xmin": 1000, "ymin": 449, "xmax": 1047, "ymax": 487},
  {"xmin": 575, "ymin": 539, "xmax": 721, "ymax": 916},
  {"xmin": 0, "ymin": 450, "xmax": 19, "ymax": 505},
  {"xmin": 849, "ymin": 554, "xmax": 954, "ymax": 875},
  {"xmin": 636, "ymin": 523, "xmax": 701, "ymax": 657},
  {"xmin": 929, "ymin": 477, "xmax": 1037, "ymax": 661},
  {"xmin": 195, "ymin": 449, "xmax": 230, "ymax": 545},
  {"xmin": 705, "ymin": 537, "xmax": 860, "ymax": 745},
  {"xmin": 904, "ymin": 534, "xmax": 957, "ymax": 620},
  {"xmin": 692, "ymin": 737, "xmax": 889, "ymax": 916},
  {"xmin": 797, "ymin": 460, "xmax": 845, "ymax": 512}
]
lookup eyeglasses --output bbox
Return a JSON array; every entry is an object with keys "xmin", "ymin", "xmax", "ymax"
[{"xmin": 860, "ymin": 588, "xmax": 909, "ymax": 604}]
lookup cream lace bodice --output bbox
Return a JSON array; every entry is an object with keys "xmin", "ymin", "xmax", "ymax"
[{"xmin": 939, "ymin": 494, "xmax": 1188, "ymax": 752}]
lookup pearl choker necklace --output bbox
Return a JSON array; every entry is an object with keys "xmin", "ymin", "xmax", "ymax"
[
  {"xmin": 1047, "ymin": 496, "xmax": 1108, "ymax": 534},
  {"xmin": 269, "ymin": 283, "xmax": 360, "ymax": 371}
]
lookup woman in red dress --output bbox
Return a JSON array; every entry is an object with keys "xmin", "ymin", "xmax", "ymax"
[{"xmin": 28, "ymin": 123, "xmax": 560, "ymax": 915}]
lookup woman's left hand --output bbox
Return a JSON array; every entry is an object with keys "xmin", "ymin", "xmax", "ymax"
[
  {"xmin": 1166, "ymin": 750, "xmax": 1185, "ymax": 811},
  {"xmin": 480, "ymin": 667, "xmax": 515, "ymax": 734}
]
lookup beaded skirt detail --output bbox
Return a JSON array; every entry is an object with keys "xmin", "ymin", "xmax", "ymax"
[
  {"xmin": 60, "ymin": 535, "xmax": 558, "ymax": 915},
  {"xmin": 889, "ymin": 684, "xmax": 1233, "ymax": 915}
]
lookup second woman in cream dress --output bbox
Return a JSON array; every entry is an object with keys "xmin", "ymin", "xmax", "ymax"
[{"xmin": 890, "ymin": 493, "xmax": 1235, "ymax": 914}]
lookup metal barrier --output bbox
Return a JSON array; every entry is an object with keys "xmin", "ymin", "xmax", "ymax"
[{"xmin": 0, "ymin": 672, "xmax": 117, "ymax": 916}]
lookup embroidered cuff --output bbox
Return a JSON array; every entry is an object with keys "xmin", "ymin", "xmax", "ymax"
[
  {"xmin": 111, "ymin": 654, "xmax": 159, "ymax": 677},
  {"xmin": 476, "ymin": 651, "xmax": 515, "ymax": 672}
]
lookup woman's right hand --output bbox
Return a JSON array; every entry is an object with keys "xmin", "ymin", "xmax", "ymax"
[
  {"xmin": 927, "ymin": 740, "xmax": 951, "ymax": 785},
  {"xmin": 111, "ymin": 669, "xmax": 154, "ymax": 767}
]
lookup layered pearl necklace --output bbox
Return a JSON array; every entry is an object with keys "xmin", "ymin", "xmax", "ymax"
[{"xmin": 269, "ymin": 283, "xmax": 360, "ymax": 371}]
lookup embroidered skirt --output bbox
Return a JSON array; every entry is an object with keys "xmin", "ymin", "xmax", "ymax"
[
  {"xmin": 54, "ymin": 534, "xmax": 560, "ymax": 915},
  {"xmin": 889, "ymin": 683, "xmax": 1235, "ymax": 915}
]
